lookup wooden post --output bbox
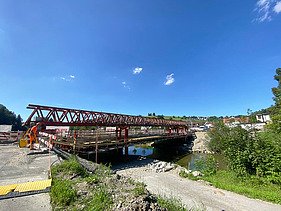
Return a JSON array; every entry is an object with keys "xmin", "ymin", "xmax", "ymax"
[
  {"xmin": 95, "ymin": 127, "xmax": 98, "ymax": 163},
  {"xmin": 73, "ymin": 130, "xmax": 77, "ymax": 154}
]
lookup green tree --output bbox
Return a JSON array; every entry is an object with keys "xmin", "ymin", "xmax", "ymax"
[
  {"xmin": 0, "ymin": 104, "xmax": 23, "ymax": 131},
  {"xmin": 270, "ymin": 68, "xmax": 281, "ymax": 132}
]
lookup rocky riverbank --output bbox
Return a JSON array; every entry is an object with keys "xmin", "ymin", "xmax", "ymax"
[{"xmin": 192, "ymin": 132, "xmax": 212, "ymax": 154}]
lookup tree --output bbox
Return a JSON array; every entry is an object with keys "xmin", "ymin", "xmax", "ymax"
[
  {"xmin": 0, "ymin": 104, "xmax": 23, "ymax": 131},
  {"xmin": 269, "ymin": 68, "xmax": 281, "ymax": 132}
]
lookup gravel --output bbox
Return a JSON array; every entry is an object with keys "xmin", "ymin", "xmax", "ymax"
[{"xmin": 116, "ymin": 160, "xmax": 281, "ymax": 211}]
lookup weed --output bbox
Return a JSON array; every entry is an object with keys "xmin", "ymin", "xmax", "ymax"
[
  {"xmin": 50, "ymin": 178, "xmax": 77, "ymax": 206},
  {"xmin": 84, "ymin": 174, "xmax": 100, "ymax": 184},
  {"xmin": 86, "ymin": 187, "xmax": 113, "ymax": 211},
  {"xmin": 179, "ymin": 170, "xmax": 200, "ymax": 181},
  {"xmin": 94, "ymin": 164, "xmax": 111, "ymax": 179},
  {"xmin": 52, "ymin": 157, "xmax": 88, "ymax": 178},
  {"xmin": 133, "ymin": 182, "xmax": 146, "ymax": 196},
  {"xmin": 157, "ymin": 196, "xmax": 187, "ymax": 211}
]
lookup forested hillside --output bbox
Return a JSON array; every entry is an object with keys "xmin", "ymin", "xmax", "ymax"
[{"xmin": 0, "ymin": 104, "xmax": 23, "ymax": 131}]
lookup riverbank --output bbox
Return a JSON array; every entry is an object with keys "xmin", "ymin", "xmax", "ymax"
[
  {"xmin": 192, "ymin": 132, "xmax": 211, "ymax": 154},
  {"xmin": 116, "ymin": 159, "xmax": 281, "ymax": 211}
]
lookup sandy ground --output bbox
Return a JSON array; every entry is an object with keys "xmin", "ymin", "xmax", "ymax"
[
  {"xmin": 0, "ymin": 143, "xmax": 59, "ymax": 211},
  {"xmin": 116, "ymin": 160, "xmax": 281, "ymax": 211}
]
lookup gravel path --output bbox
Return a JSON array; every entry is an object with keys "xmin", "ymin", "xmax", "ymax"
[{"xmin": 117, "ymin": 160, "xmax": 281, "ymax": 211}]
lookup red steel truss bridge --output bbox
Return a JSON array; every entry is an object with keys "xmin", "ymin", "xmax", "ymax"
[
  {"xmin": 24, "ymin": 104, "xmax": 192, "ymax": 157},
  {"xmin": 24, "ymin": 104, "xmax": 188, "ymax": 128}
]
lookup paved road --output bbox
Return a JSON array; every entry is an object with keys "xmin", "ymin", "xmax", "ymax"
[
  {"xmin": 0, "ymin": 143, "xmax": 59, "ymax": 211},
  {"xmin": 117, "ymin": 161, "xmax": 281, "ymax": 211}
]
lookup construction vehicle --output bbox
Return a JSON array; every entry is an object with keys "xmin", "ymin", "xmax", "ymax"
[{"xmin": 19, "ymin": 122, "xmax": 46, "ymax": 149}]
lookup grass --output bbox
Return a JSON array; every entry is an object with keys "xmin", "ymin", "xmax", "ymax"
[
  {"xmin": 85, "ymin": 187, "xmax": 113, "ymax": 211},
  {"xmin": 204, "ymin": 170, "xmax": 281, "ymax": 204},
  {"xmin": 50, "ymin": 178, "xmax": 77, "ymax": 206},
  {"xmin": 50, "ymin": 157, "xmax": 196, "ymax": 210},
  {"xmin": 157, "ymin": 196, "xmax": 187, "ymax": 211},
  {"xmin": 133, "ymin": 182, "xmax": 146, "ymax": 196},
  {"xmin": 51, "ymin": 156, "xmax": 88, "ymax": 178},
  {"xmin": 179, "ymin": 170, "xmax": 200, "ymax": 181}
]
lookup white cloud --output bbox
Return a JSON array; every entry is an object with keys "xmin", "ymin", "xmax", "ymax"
[
  {"xmin": 164, "ymin": 73, "xmax": 175, "ymax": 86},
  {"xmin": 133, "ymin": 67, "xmax": 143, "ymax": 74},
  {"xmin": 122, "ymin": 81, "xmax": 131, "ymax": 90},
  {"xmin": 254, "ymin": 0, "xmax": 281, "ymax": 22},
  {"xmin": 58, "ymin": 75, "xmax": 75, "ymax": 82},
  {"xmin": 274, "ymin": 1, "xmax": 281, "ymax": 13}
]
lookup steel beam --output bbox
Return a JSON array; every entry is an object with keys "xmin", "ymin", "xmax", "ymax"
[{"xmin": 24, "ymin": 104, "xmax": 188, "ymax": 128}]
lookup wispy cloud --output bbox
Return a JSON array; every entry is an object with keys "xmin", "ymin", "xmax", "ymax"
[
  {"xmin": 254, "ymin": 0, "xmax": 281, "ymax": 22},
  {"xmin": 122, "ymin": 81, "xmax": 131, "ymax": 90},
  {"xmin": 133, "ymin": 67, "xmax": 143, "ymax": 75},
  {"xmin": 54, "ymin": 74, "xmax": 75, "ymax": 82},
  {"xmin": 164, "ymin": 73, "xmax": 175, "ymax": 86},
  {"xmin": 274, "ymin": 1, "xmax": 281, "ymax": 13}
]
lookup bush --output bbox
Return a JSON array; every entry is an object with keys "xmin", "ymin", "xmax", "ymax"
[
  {"xmin": 251, "ymin": 131, "xmax": 281, "ymax": 184},
  {"xmin": 208, "ymin": 123, "xmax": 281, "ymax": 183},
  {"xmin": 194, "ymin": 155, "xmax": 217, "ymax": 176}
]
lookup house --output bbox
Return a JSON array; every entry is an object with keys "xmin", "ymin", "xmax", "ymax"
[
  {"xmin": 223, "ymin": 117, "xmax": 249, "ymax": 125},
  {"xmin": 256, "ymin": 114, "xmax": 271, "ymax": 123}
]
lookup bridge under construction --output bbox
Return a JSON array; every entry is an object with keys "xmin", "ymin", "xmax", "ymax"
[{"xmin": 22, "ymin": 104, "xmax": 194, "ymax": 159}]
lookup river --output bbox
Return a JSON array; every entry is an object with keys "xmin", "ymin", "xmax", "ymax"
[{"xmin": 121, "ymin": 144, "xmax": 227, "ymax": 171}]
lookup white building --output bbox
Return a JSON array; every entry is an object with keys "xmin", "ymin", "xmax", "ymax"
[{"xmin": 256, "ymin": 114, "xmax": 271, "ymax": 123}]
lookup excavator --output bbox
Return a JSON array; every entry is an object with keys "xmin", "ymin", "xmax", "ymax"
[{"xmin": 19, "ymin": 122, "xmax": 46, "ymax": 149}]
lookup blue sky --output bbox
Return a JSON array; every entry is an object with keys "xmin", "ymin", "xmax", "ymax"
[{"xmin": 0, "ymin": 0, "xmax": 281, "ymax": 120}]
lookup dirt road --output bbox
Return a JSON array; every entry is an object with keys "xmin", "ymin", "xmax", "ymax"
[
  {"xmin": 116, "ymin": 160, "xmax": 281, "ymax": 211},
  {"xmin": 0, "ymin": 143, "xmax": 59, "ymax": 211}
]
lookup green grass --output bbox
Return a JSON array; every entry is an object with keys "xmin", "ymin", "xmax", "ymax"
[
  {"xmin": 51, "ymin": 157, "xmax": 88, "ymax": 178},
  {"xmin": 179, "ymin": 170, "xmax": 200, "ymax": 181},
  {"xmin": 50, "ymin": 178, "xmax": 77, "ymax": 206},
  {"xmin": 157, "ymin": 196, "xmax": 187, "ymax": 211},
  {"xmin": 204, "ymin": 170, "xmax": 281, "ymax": 204},
  {"xmin": 133, "ymin": 182, "xmax": 146, "ymax": 196},
  {"xmin": 85, "ymin": 187, "xmax": 113, "ymax": 211}
]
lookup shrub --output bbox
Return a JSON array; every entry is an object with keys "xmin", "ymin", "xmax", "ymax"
[
  {"xmin": 208, "ymin": 123, "xmax": 281, "ymax": 183},
  {"xmin": 194, "ymin": 155, "xmax": 217, "ymax": 176}
]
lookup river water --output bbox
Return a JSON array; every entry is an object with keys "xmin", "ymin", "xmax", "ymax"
[{"xmin": 124, "ymin": 144, "xmax": 227, "ymax": 170}]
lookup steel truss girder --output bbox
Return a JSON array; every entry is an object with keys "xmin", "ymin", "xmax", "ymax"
[{"xmin": 24, "ymin": 104, "xmax": 188, "ymax": 128}]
